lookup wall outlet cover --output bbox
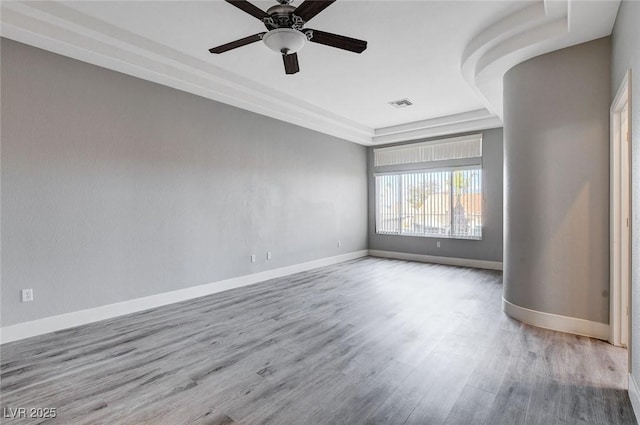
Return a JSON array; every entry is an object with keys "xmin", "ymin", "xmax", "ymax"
[{"xmin": 21, "ymin": 288, "xmax": 34, "ymax": 302}]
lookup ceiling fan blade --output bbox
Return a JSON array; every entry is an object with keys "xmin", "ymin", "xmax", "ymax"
[
  {"xmin": 306, "ymin": 29, "xmax": 367, "ymax": 53},
  {"xmin": 293, "ymin": 0, "xmax": 336, "ymax": 22},
  {"xmin": 283, "ymin": 53, "xmax": 300, "ymax": 74},
  {"xmin": 225, "ymin": 0, "xmax": 270, "ymax": 20},
  {"xmin": 209, "ymin": 33, "xmax": 265, "ymax": 54}
]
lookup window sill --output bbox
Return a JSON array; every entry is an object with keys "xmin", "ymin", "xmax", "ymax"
[{"xmin": 376, "ymin": 232, "xmax": 482, "ymax": 241}]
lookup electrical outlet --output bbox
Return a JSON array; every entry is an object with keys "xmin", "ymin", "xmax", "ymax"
[
  {"xmin": 436, "ymin": 241, "xmax": 441, "ymax": 248},
  {"xmin": 250, "ymin": 254, "xmax": 256, "ymax": 263},
  {"xmin": 21, "ymin": 288, "xmax": 33, "ymax": 303},
  {"xmin": 267, "ymin": 252, "xmax": 272, "ymax": 260},
  {"xmin": 337, "ymin": 240, "xmax": 342, "ymax": 248}
]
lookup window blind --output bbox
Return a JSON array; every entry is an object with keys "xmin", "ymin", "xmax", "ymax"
[
  {"xmin": 373, "ymin": 134, "xmax": 482, "ymax": 167},
  {"xmin": 375, "ymin": 168, "xmax": 482, "ymax": 239}
]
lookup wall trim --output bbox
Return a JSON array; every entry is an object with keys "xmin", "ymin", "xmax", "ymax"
[
  {"xmin": 502, "ymin": 297, "xmax": 609, "ymax": 340},
  {"xmin": 629, "ymin": 373, "xmax": 640, "ymax": 424},
  {"xmin": 609, "ymin": 68, "xmax": 632, "ymax": 347},
  {"xmin": 0, "ymin": 1, "xmax": 373, "ymax": 146},
  {"xmin": 0, "ymin": 250, "xmax": 368, "ymax": 345},
  {"xmin": 371, "ymin": 110, "xmax": 502, "ymax": 145},
  {"xmin": 460, "ymin": 0, "xmax": 618, "ymax": 119},
  {"xmin": 367, "ymin": 249, "xmax": 503, "ymax": 271}
]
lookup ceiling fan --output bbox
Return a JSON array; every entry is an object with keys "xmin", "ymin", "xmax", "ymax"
[{"xmin": 209, "ymin": 0, "xmax": 368, "ymax": 75}]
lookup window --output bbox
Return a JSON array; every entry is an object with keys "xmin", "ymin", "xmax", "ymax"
[{"xmin": 373, "ymin": 134, "xmax": 483, "ymax": 240}]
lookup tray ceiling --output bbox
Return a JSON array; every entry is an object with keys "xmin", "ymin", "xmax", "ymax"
[{"xmin": 0, "ymin": 1, "xmax": 620, "ymax": 145}]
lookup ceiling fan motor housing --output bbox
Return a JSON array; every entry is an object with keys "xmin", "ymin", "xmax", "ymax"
[{"xmin": 264, "ymin": 5, "xmax": 304, "ymax": 30}]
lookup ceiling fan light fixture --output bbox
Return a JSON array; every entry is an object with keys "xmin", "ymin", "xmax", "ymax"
[{"xmin": 263, "ymin": 28, "xmax": 307, "ymax": 54}]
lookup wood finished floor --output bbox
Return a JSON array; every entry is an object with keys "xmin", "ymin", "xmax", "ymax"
[{"xmin": 0, "ymin": 257, "xmax": 635, "ymax": 425}]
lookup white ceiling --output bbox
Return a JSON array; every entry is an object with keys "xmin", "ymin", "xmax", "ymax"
[{"xmin": 0, "ymin": 0, "xmax": 621, "ymax": 145}]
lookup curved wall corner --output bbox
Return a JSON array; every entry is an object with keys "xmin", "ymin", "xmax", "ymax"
[{"xmin": 502, "ymin": 37, "xmax": 611, "ymax": 334}]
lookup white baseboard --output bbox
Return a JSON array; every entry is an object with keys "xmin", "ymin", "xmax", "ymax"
[
  {"xmin": 0, "ymin": 250, "xmax": 368, "ymax": 344},
  {"xmin": 368, "ymin": 249, "xmax": 503, "ymax": 271},
  {"xmin": 629, "ymin": 373, "xmax": 640, "ymax": 424},
  {"xmin": 502, "ymin": 297, "xmax": 609, "ymax": 340}
]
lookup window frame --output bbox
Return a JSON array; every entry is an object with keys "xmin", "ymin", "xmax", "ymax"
[
  {"xmin": 374, "ymin": 166, "xmax": 483, "ymax": 240},
  {"xmin": 373, "ymin": 133, "xmax": 484, "ymax": 241}
]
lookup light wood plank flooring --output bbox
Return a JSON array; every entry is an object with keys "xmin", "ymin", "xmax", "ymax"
[{"xmin": 1, "ymin": 257, "xmax": 635, "ymax": 425}]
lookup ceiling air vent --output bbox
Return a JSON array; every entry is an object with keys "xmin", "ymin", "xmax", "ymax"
[{"xmin": 388, "ymin": 98, "xmax": 413, "ymax": 108}]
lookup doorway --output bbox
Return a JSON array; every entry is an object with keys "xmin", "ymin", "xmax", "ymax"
[{"xmin": 610, "ymin": 70, "xmax": 632, "ymax": 348}]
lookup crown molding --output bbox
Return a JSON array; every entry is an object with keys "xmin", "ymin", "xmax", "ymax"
[
  {"xmin": 461, "ymin": 0, "xmax": 620, "ymax": 119},
  {"xmin": 0, "ymin": 1, "xmax": 374, "ymax": 144},
  {"xmin": 372, "ymin": 109, "xmax": 502, "ymax": 145},
  {"xmin": 0, "ymin": 1, "xmax": 508, "ymax": 146},
  {"xmin": 1, "ymin": 1, "xmax": 618, "ymax": 146}
]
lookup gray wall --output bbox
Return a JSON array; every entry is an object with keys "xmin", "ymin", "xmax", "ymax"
[
  {"xmin": 0, "ymin": 39, "xmax": 368, "ymax": 327},
  {"xmin": 503, "ymin": 37, "xmax": 611, "ymax": 324},
  {"xmin": 611, "ymin": 0, "xmax": 640, "ymax": 381},
  {"xmin": 367, "ymin": 128, "xmax": 504, "ymax": 263}
]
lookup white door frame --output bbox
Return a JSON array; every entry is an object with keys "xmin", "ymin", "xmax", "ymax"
[{"xmin": 610, "ymin": 69, "xmax": 632, "ymax": 348}]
